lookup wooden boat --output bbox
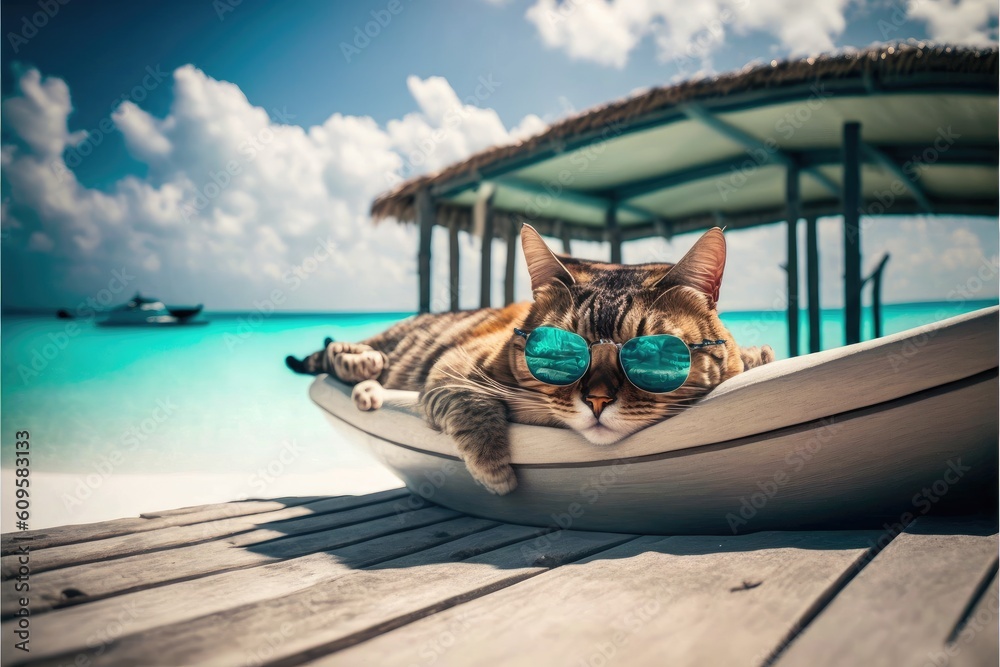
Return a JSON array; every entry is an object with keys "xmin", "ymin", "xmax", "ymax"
[{"xmin": 309, "ymin": 306, "xmax": 998, "ymax": 535}]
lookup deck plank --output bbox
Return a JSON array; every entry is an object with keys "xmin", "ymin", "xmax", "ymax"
[
  {"xmin": 947, "ymin": 573, "xmax": 999, "ymax": 667},
  {"xmin": 29, "ymin": 529, "xmax": 636, "ymax": 667},
  {"xmin": 1, "ymin": 490, "xmax": 418, "ymax": 577},
  {"xmin": 2, "ymin": 503, "xmax": 459, "ymax": 616},
  {"xmin": 309, "ymin": 530, "xmax": 876, "ymax": 667},
  {"xmin": 9, "ymin": 516, "xmax": 507, "ymax": 666},
  {"xmin": 0, "ymin": 489, "xmax": 406, "ymax": 555},
  {"xmin": 774, "ymin": 517, "xmax": 998, "ymax": 667}
]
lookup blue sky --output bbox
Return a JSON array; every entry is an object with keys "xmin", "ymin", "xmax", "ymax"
[{"xmin": 1, "ymin": 0, "xmax": 998, "ymax": 312}]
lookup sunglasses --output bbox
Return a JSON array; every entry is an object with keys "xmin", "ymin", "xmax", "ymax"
[{"xmin": 513, "ymin": 326, "xmax": 726, "ymax": 394}]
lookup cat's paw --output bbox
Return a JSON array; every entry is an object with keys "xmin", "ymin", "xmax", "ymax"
[
  {"xmin": 352, "ymin": 380, "xmax": 384, "ymax": 411},
  {"xmin": 466, "ymin": 460, "xmax": 518, "ymax": 495},
  {"xmin": 334, "ymin": 349, "xmax": 385, "ymax": 383},
  {"xmin": 740, "ymin": 345, "xmax": 776, "ymax": 371}
]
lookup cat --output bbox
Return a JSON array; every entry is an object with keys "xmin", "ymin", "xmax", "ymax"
[{"xmin": 286, "ymin": 224, "xmax": 774, "ymax": 495}]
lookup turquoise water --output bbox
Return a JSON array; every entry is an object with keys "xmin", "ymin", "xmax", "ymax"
[{"xmin": 1, "ymin": 301, "xmax": 995, "ymax": 475}]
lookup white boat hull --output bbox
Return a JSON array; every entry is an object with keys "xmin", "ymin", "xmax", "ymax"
[{"xmin": 310, "ymin": 307, "xmax": 999, "ymax": 534}]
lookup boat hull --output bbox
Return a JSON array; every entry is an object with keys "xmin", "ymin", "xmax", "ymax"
[{"xmin": 310, "ymin": 307, "xmax": 999, "ymax": 535}]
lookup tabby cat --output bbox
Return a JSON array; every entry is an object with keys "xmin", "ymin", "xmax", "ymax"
[{"xmin": 286, "ymin": 225, "xmax": 773, "ymax": 495}]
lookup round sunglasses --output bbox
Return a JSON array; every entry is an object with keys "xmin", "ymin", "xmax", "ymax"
[{"xmin": 513, "ymin": 326, "xmax": 726, "ymax": 394}]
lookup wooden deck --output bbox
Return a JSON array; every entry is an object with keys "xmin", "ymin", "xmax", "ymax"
[{"xmin": 1, "ymin": 489, "xmax": 996, "ymax": 666}]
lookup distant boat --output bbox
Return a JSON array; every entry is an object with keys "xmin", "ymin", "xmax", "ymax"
[{"xmin": 97, "ymin": 293, "xmax": 207, "ymax": 327}]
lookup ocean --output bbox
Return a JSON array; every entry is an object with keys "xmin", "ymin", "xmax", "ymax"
[{"xmin": 1, "ymin": 300, "xmax": 995, "ymax": 527}]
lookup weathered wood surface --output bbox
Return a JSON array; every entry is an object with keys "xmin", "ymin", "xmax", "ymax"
[
  {"xmin": 1, "ymin": 491, "xmax": 995, "ymax": 667},
  {"xmin": 16, "ymin": 516, "xmax": 504, "ymax": 665},
  {"xmin": 774, "ymin": 517, "xmax": 998, "ymax": 667},
  {"xmin": 948, "ymin": 574, "xmax": 999, "ymax": 667},
  {"xmin": 3, "ymin": 501, "xmax": 458, "ymax": 615},
  {"xmin": 312, "ymin": 531, "xmax": 876, "ymax": 667},
  {"xmin": 29, "ymin": 528, "xmax": 636, "ymax": 667},
  {"xmin": 0, "ymin": 494, "xmax": 344, "ymax": 555},
  {"xmin": 1, "ymin": 489, "xmax": 410, "ymax": 576}
]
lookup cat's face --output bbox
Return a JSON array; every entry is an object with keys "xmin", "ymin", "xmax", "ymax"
[{"xmin": 509, "ymin": 226, "xmax": 743, "ymax": 445}]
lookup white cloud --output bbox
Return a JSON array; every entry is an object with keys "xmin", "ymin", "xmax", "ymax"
[
  {"xmin": 907, "ymin": 0, "xmax": 999, "ymax": 45},
  {"xmin": 0, "ymin": 67, "xmax": 546, "ymax": 310},
  {"xmin": 524, "ymin": 0, "xmax": 854, "ymax": 70},
  {"xmin": 1, "ymin": 66, "xmax": 996, "ymax": 317}
]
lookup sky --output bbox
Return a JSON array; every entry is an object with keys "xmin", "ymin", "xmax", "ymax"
[{"xmin": 0, "ymin": 0, "xmax": 997, "ymax": 313}]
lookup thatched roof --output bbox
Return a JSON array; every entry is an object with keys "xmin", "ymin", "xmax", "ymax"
[{"xmin": 372, "ymin": 42, "xmax": 998, "ymax": 235}]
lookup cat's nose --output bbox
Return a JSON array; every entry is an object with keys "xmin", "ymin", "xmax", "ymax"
[
  {"xmin": 582, "ymin": 342, "xmax": 621, "ymax": 420},
  {"xmin": 584, "ymin": 395, "xmax": 615, "ymax": 419}
]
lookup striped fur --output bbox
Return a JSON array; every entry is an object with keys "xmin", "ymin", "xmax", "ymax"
[{"xmin": 287, "ymin": 226, "xmax": 773, "ymax": 494}]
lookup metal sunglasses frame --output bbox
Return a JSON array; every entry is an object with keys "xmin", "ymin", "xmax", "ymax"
[{"xmin": 512, "ymin": 326, "xmax": 726, "ymax": 394}]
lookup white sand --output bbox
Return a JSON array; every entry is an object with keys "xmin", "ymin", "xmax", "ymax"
[{"xmin": 1, "ymin": 467, "xmax": 404, "ymax": 530}]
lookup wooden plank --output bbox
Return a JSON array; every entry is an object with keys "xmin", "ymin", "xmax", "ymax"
[
  {"xmin": 137, "ymin": 496, "xmax": 329, "ymax": 519},
  {"xmin": 313, "ymin": 530, "xmax": 876, "ymax": 667},
  {"xmin": 48, "ymin": 529, "xmax": 636, "ymax": 667},
  {"xmin": 12, "ymin": 516, "xmax": 507, "ymax": 666},
  {"xmin": 2, "ymin": 490, "xmax": 414, "ymax": 576},
  {"xmin": 774, "ymin": 517, "xmax": 998, "ymax": 667},
  {"xmin": 2, "ymin": 504, "xmax": 460, "ymax": 616},
  {"xmin": 0, "ymin": 493, "xmax": 373, "ymax": 555},
  {"xmin": 947, "ymin": 573, "xmax": 999, "ymax": 667}
]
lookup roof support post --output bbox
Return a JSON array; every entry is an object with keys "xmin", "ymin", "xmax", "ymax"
[
  {"xmin": 448, "ymin": 220, "xmax": 460, "ymax": 312},
  {"xmin": 805, "ymin": 215, "xmax": 821, "ymax": 354},
  {"xmin": 558, "ymin": 221, "xmax": 572, "ymax": 255},
  {"xmin": 843, "ymin": 122, "xmax": 863, "ymax": 345},
  {"xmin": 786, "ymin": 164, "xmax": 801, "ymax": 358},
  {"xmin": 477, "ymin": 190, "xmax": 496, "ymax": 308},
  {"xmin": 504, "ymin": 219, "xmax": 518, "ymax": 305},
  {"xmin": 416, "ymin": 188, "xmax": 435, "ymax": 314},
  {"xmin": 606, "ymin": 204, "xmax": 622, "ymax": 264}
]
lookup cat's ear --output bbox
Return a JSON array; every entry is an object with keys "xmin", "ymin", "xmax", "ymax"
[
  {"xmin": 521, "ymin": 224, "xmax": 575, "ymax": 292},
  {"xmin": 655, "ymin": 227, "xmax": 726, "ymax": 307}
]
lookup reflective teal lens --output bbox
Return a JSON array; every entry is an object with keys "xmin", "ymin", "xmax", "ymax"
[
  {"xmin": 524, "ymin": 327, "xmax": 590, "ymax": 385},
  {"xmin": 619, "ymin": 335, "xmax": 691, "ymax": 393}
]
